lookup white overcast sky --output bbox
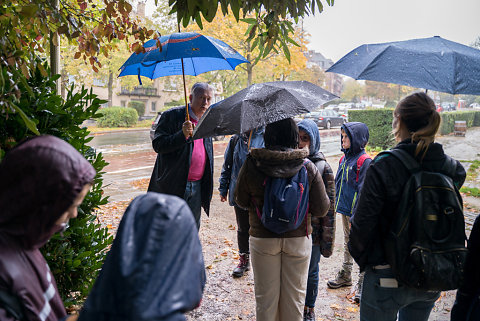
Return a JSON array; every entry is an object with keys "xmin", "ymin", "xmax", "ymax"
[
  {"xmin": 145, "ymin": 0, "xmax": 480, "ymax": 62},
  {"xmin": 303, "ymin": 0, "xmax": 480, "ymax": 61}
]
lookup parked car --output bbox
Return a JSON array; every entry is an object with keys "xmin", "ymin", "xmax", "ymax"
[
  {"xmin": 149, "ymin": 112, "xmax": 163, "ymax": 140},
  {"xmin": 470, "ymin": 103, "xmax": 480, "ymax": 109},
  {"xmin": 304, "ymin": 110, "xmax": 346, "ymax": 129},
  {"xmin": 441, "ymin": 102, "xmax": 456, "ymax": 112}
]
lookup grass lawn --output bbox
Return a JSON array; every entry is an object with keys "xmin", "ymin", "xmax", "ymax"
[{"xmin": 87, "ymin": 119, "xmax": 153, "ymax": 133}]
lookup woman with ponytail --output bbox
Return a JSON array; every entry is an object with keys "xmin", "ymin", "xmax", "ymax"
[{"xmin": 348, "ymin": 92, "xmax": 466, "ymax": 321}]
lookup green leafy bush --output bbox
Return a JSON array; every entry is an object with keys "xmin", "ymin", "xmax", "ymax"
[
  {"xmin": 0, "ymin": 61, "xmax": 112, "ymax": 307},
  {"xmin": 439, "ymin": 111, "xmax": 480, "ymax": 135},
  {"xmin": 348, "ymin": 108, "xmax": 395, "ymax": 150},
  {"xmin": 97, "ymin": 106, "xmax": 138, "ymax": 127},
  {"xmin": 128, "ymin": 100, "xmax": 145, "ymax": 117}
]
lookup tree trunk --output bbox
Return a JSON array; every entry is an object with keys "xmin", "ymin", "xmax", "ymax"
[
  {"xmin": 246, "ymin": 49, "xmax": 253, "ymax": 87},
  {"xmin": 60, "ymin": 68, "xmax": 67, "ymax": 99},
  {"xmin": 108, "ymin": 72, "xmax": 113, "ymax": 107},
  {"xmin": 49, "ymin": 0, "xmax": 60, "ymax": 93}
]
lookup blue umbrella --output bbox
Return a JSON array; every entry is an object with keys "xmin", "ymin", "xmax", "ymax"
[
  {"xmin": 119, "ymin": 32, "xmax": 249, "ymax": 120},
  {"xmin": 327, "ymin": 36, "xmax": 480, "ymax": 95}
]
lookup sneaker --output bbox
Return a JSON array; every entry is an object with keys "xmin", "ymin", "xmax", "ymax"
[
  {"xmin": 232, "ymin": 253, "xmax": 249, "ymax": 277},
  {"xmin": 327, "ymin": 270, "xmax": 352, "ymax": 289},
  {"xmin": 304, "ymin": 307, "xmax": 315, "ymax": 321}
]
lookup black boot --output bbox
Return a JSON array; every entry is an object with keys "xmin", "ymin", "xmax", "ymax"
[{"xmin": 232, "ymin": 253, "xmax": 249, "ymax": 277}]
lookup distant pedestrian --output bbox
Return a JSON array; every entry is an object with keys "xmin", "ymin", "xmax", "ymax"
[
  {"xmin": 298, "ymin": 119, "xmax": 336, "ymax": 321},
  {"xmin": 219, "ymin": 127, "xmax": 264, "ymax": 278},
  {"xmin": 148, "ymin": 82, "xmax": 215, "ymax": 229},
  {"xmin": 0, "ymin": 135, "xmax": 95, "ymax": 321},
  {"xmin": 327, "ymin": 122, "xmax": 371, "ymax": 304},
  {"xmin": 451, "ymin": 213, "xmax": 480, "ymax": 321},
  {"xmin": 235, "ymin": 118, "xmax": 330, "ymax": 321},
  {"xmin": 78, "ymin": 193, "xmax": 205, "ymax": 321},
  {"xmin": 349, "ymin": 92, "xmax": 466, "ymax": 320}
]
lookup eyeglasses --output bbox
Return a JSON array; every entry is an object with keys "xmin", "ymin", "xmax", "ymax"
[{"xmin": 299, "ymin": 135, "xmax": 310, "ymax": 142}]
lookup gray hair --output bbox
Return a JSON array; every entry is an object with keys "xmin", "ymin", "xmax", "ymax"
[{"xmin": 191, "ymin": 82, "xmax": 214, "ymax": 97}]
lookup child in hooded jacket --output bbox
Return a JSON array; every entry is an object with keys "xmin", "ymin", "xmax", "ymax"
[
  {"xmin": 327, "ymin": 122, "xmax": 371, "ymax": 303},
  {"xmin": 298, "ymin": 119, "xmax": 336, "ymax": 321}
]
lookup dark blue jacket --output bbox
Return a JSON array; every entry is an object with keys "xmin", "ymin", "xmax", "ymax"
[
  {"xmin": 219, "ymin": 128, "xmax": 264, "ymax": 206},
  {"xmin": 148, "ymin": 106, "xmax": 214, "ymax": 215},
  {"xmin": 335, "ymin": 122, "xmax": 371, "ymax": 216},
  {"xmin": 78, "ymin": 193, "xmax": 206, "ymax": 321}
]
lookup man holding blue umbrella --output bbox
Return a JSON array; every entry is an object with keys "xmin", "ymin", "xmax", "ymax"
[{"xmin": 148, "ymin": 82, "xmax": 214, "ymax": 230}]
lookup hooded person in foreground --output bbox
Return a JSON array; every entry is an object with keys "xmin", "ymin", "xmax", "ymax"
[
  {"xmin": 78, "ymin": 192, "xmax": 206, "ymax": 321},
  {"xmin": 0, "ymin": 135, "xmax": 95, "ymax": 321}
]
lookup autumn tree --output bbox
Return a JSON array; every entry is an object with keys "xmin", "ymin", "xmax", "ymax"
[
  {"xmin": 169, "ymin": 0, "xmax": 334, "ymax": 62},
  {"xmin": 365, "ymin": 80, "xmax": 413, "ymax": 104},
  {"xmin": 341, "ymin": 79, "xmax": 365, "ymax": 102},
  {"xmin": 184, "ymin": 10, "xmax": 321, "ymax": 97}
]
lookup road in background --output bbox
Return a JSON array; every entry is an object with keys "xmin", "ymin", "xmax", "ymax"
[{"xmin": 89, "ymin": 129, "xmax": 342, "ymax": 202}]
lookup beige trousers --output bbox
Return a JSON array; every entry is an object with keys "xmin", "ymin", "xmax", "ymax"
[{"xmin": 250, "ymin": 236, "xmax": 312, "ymax": 321}]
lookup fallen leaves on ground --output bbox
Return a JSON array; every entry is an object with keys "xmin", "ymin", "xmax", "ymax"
[
  {"xmin": 94, "ymin": 200, "xmax": 131, "ymax": 235},
  {"xmin": 130, "ymin": 178, "xmax": 149, "ymax": 190}
]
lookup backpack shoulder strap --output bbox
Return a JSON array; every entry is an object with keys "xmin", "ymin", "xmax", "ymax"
[
  {"xmin": 381, "ymin": 149, "xmax": 420, "ymax": 174},
  {"xmin": 355, "ymin": 153, "xmax": 372, "ymax": 182},
  {"xmin": 0, "ymin": 289, "xmax": 26, "ymax": 321}
]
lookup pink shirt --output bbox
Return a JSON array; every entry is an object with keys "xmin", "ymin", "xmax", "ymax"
[{"xmin": 188, "ymin": 118, "xmax": 206, "ymax": 181}]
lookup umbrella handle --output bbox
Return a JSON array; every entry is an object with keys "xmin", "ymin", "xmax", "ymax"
[
  {"xmin": 182, "ymin": 57, "xmax": 189, "ymax": 122},
  {"xmin": 247, "ymin": 130, "xmax": 253, "ymax": 150},
  {"xmin": 178, "ymin": 23, "xmax": 190, "ymax": 123}
]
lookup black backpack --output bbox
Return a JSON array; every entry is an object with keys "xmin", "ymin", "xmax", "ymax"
[{"xmin": 381, "ymin": 149, "xmax": 468, "ymax": 291}]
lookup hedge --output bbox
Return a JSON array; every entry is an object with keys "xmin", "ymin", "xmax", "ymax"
[
  {"xmin": 439, "ymin": 110, "xmax": 480, "ymax": 135},
  {"xmin": 348, "ymin": 108, "xmax": 395, "ymax": 150},
  {"xmin": 128, "ymin": 100, "xmax": 145, "ymax": 117},
  {"xmin": 97, "ymin": 106, "xmax": 138, "ymax": 127}
]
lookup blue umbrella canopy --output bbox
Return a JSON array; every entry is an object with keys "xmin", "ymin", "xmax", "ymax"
[
  {"xmin": 119, "ymin": 32, "xmax": 249, "ymax": 79},
  {"xmin": 327, "ymin": 36, "xmax": 480, "ymax": 95}
]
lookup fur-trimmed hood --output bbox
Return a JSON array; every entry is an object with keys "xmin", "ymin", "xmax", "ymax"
[{"xmin": 249, "ymin": 148, "xmax": 309, "ymax": 178}]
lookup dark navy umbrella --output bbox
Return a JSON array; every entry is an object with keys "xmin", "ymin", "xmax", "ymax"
[
  {"xmin": 192, "ymin": 81, "xmax": 338, "ymax": 139},
  {"xmin": 119, "ymin": 32, "xmax": 248, "ymax": 120},
  {"xmin": 327, "ymin": 36, "xmax": 480, "ymax": 95}
]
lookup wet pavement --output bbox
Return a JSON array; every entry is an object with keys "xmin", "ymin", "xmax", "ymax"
[{"xmin": 89, "ymin": 127, "xmax": 479, "ymax": 321}]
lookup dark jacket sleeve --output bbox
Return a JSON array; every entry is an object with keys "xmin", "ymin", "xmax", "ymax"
[
  {"xmin": 234, "ymin": 156, "xmax": 253, "ymax": 210},
  {"xmin": 152, "ymin": 109, "xmax": 191, "ymax": 154},
  {"xmin": 218, "ymin": 136, "xmax": 236, "ymax": 197},
  {"xmin": 348, "ymin": 159, "xmax": 387, "ymax": 270},
  {"xmin": 451, "ymin": 214, "xmax": 480, "ymax": 321},
  {"xmin": 306, "ymin": 161, "xmax": 329, "ymax": 219},
  {"xmin": 316, "ymin": 162, "xmax": 336, "ymax": 257},
  {"xmin": 453, "ymin": 158, "xmax": 466, "ymax": 190}
]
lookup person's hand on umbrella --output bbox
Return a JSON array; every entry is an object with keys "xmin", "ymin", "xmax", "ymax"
[{"xmin": 183, "ymin": 120, "xmax": 194, "ymax": 139}]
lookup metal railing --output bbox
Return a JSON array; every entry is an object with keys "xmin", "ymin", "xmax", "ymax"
[{"xmin": 119, "ymin": 87, "xmax": 159, "ymax": 97}]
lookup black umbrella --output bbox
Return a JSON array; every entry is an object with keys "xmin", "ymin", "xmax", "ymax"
[{"xmin": 192, "ymin": 81, "xmax": 338, "ymax": 139}]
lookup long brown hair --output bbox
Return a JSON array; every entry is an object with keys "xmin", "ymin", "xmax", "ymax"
[{"xmin": 393, "ymin": 92, "xmax": 441, "ymax": 159}]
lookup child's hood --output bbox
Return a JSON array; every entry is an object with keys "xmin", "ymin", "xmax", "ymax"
[
  {"xmin": 341, "ymin": 122, "xmax": 370, "ymax": 156},
  {"xmin": 298, "ymin": 119, "xmax": 321, "ymax": 157}
]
